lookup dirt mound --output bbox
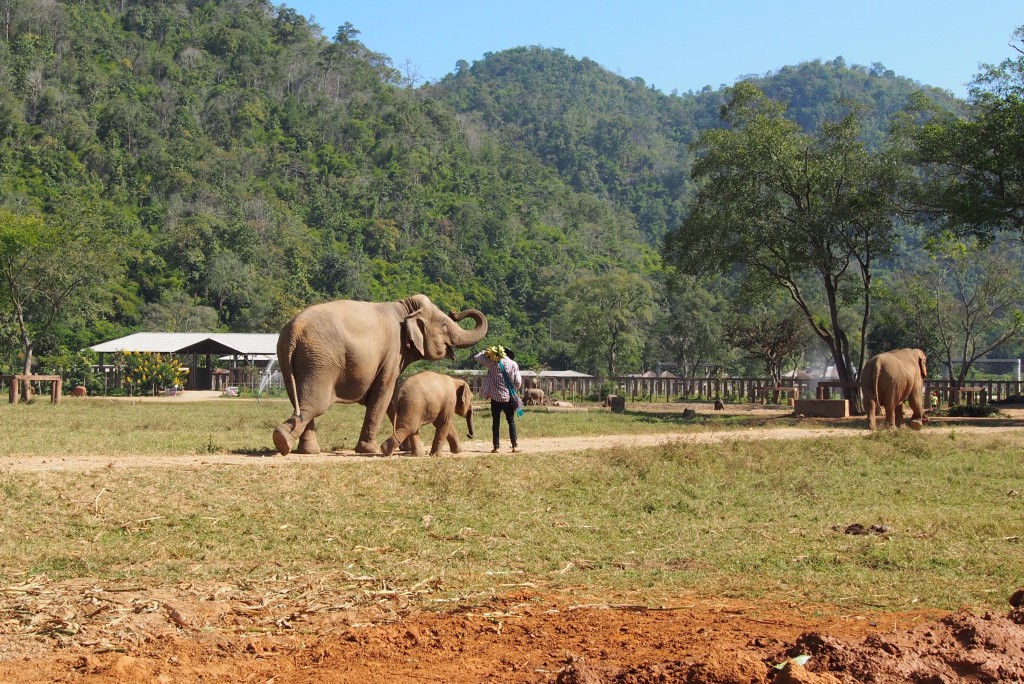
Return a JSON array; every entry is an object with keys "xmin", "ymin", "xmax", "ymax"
[
  {"xmin": 778, "ymin": 603, "xmax": 1024, "ymax": 683},
  {"xmin": 4, "ymin": 583, "xmax": 1024, "ymax": 683},
  {"xmin": 554, "ymin": 592, "xmax": 1024, "ymax": 684}
]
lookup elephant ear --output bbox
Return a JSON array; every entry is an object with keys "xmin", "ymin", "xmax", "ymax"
[
  {"xmin": 403, "ymin": 310, "xmax": 426, "ymax": 357},
  {"xmin": 456, "ymin": 381, "xmax": 469, "ymax": 407},
  {"xmin": 918, "ymin": 351, "xmax": 928, "ymax": 379}
]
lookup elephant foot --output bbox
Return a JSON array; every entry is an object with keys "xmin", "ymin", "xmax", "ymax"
[
  {"xmin": 908, "ymin": 419, "xmax": 923, "ymax": 431},
  {"xmin": 355, "ymin": 440, "xmax": 381, "ymax": 455},
  {"xmin": 273, "ymin": 426, "xmax": 293, "ymax": 456},
  {"xmin": 296, "ymin": 433, "xmax": 321, "ymax": 454},
  {"xmin": 381, "ymin": 438, "xmax": 395, "ymax": 457}
]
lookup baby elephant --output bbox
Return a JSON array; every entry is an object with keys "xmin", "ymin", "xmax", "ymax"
[
  {"xmin": 381, "ymin": 371, "xmax": 475, "ymax": 457},
  {"xmin": 524, "ymin": 387, "xmax": 547, "ymax": 405}
]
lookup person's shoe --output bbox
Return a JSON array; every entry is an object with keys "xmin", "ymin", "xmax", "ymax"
[
  {"xmin": 490, "ymin": 447, "xmax": 499, "ymax": 453},
  {"xmin": 511, "ymin": 447, "xmax": 520, "ymax": 453}
]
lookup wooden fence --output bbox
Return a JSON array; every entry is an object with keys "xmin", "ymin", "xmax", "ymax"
[{"xmin": 465, "ymin": 375, "xmax": 1024, "ymax": 405}]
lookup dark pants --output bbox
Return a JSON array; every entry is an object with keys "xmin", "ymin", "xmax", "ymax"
[{"xmin": 490, "ymin": 399, "xmax": 518, "ymax": 449}]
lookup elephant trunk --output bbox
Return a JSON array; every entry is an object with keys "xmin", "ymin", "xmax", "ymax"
[
  {"xmin": 448, "ymin": 309, "xmax": 488, "ymax": 348},
  {"xmin": 466, "ymin": 408, "xmax": 474, "ymax": 440}
]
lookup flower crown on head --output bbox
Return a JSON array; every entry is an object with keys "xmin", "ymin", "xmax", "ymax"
[{"xmin": 484, "ymin": 345, "xmax": 506, "ymax": 362}]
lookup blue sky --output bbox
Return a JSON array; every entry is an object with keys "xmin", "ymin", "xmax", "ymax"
[{"xmin": 283, "ymin": 1, "xmax": 1021, "ymax": 97}]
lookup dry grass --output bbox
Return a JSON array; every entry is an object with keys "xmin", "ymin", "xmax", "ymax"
[{"xmin": 1, "ymin": 398, "xmax": 1022, "ymax": 613}]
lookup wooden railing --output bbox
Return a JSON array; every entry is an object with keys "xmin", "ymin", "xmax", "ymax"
[
  {"xmin": 463, "ymin": 375, "xmax": 1024, "ymax": 405},
  {"xmin": 924, "ymin": 380, "xmax": 1022, "ymax": 404}
]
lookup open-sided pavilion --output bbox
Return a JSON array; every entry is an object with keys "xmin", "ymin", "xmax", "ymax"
[{"xmin": 89, "ymin": 332, "xmax": 278, "ymax": 391}]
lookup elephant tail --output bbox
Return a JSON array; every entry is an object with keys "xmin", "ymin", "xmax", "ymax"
[{"xmin": 278, "ymin": 327, "xmax": 302, "ymax": 418}]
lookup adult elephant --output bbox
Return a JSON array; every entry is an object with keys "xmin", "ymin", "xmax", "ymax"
[
  {"xmin": 273, "ymin": 295, "xmax": 487, "ymax": 455},
  {"xmin": 380, "ymin": 371, "xmax": 475, "ymax": 457},
  {"xmin": 861, "ymin": 348, "xmax": 928, "ymax": 430}
]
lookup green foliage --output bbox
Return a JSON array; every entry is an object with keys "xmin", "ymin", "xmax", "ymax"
[
  {"xmin": 665, "ymin": 83, "xmax": 911, "ymax": 401},
  {"xmin": 36, "ymin": 349, "xmax": 101, "ymax": 395},
  {"xmin": 903, "ymin": 27, "xmax": 1024, "ymax": 241},
  {"xmin": 560, "ymin": 268, "xmax": 656, "ymax": 376},
  {"xmin": 0, "ymin": 2, "xmax": 1000, "ymax": 381},
  {"xmin": 878, "ymin": 235, "xmax": 1024, "ymax": 385}
]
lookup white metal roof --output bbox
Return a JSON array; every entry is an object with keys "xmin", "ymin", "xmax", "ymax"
[{"xmin": 90, "ymin": 332, "xmax": 279, "ymax": 356}]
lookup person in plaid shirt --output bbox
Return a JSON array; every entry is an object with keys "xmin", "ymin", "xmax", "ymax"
[{"xmin": 474, "ymin": 345, "xmax": 523, "ymax": 453}]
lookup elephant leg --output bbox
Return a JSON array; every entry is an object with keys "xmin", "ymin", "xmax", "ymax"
[
  {"xmin": 894, "ymin": 403, "xmax": 905, "ymax": 427},
  {"xmin": 431, "ymin": 419, "xmax": 451, "ymax": 456},
  {"xmin": 908, "ymin": 391, "xmax": 925, "ymax": 430},
  {"xmin": 445, "ymin": 423, "xmax": 462, "ymax": 455},
  {"xmin": 408, "ymin": 432, "xmax": 425, "ymax": 457},
  {"xmin": 884, "ymin": 401, "xmax": 898, "ymax": 428},
  {"xmin": 866, "ymin": 397, "xmax": 878, "ymax": 430},
  {"xmin": 356, "ymin": 377, "xmax": 398, "ymax": 454},
  {"xmin": 296, "ymin": 419, "xmax": 321, "ymax": 454},
  {"xmin": 274, "ymin": 378, "xmax": 334, "ymax": 455},
  {"xmin": 382, "ymin": 423, "xmax": 412, "ymax": 457}
]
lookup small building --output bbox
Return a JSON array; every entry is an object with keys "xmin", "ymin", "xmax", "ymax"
[{"xmin": 89, "ymin": 332, "xmax": 278, "ymax": 391}]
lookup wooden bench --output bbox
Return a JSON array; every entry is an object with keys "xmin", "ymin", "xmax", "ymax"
[{"xmin": 4, "ymin": 374, "xmax": 62, "ymax": 404}]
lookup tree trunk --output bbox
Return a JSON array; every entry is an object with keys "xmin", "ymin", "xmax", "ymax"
[{"xmin": 19, "ymin": 345, "xmax": 33, "ymax": 402}]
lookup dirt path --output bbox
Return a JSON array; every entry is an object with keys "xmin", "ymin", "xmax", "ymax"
[{"xmin": 6, "ymin": 420, "xmax": 1023, "ymax": 473}]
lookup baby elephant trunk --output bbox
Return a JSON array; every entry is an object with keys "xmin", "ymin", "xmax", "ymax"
[{"xmin": 466, "ymin": 407, "xmax": 474, "ymax": 440}]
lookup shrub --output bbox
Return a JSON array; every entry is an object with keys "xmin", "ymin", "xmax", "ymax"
[
  {"xmin": 944, "ymin": 403, "xmax": 1005, "ymax": 418},
  {"xmin": 120, "ymin": 351, "xmax": 189, "ymax": 395}
]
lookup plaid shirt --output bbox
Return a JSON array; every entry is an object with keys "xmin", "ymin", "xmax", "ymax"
[{"xmin": 474, "ymin": 351, "xmax": 522, "ymax": 402}]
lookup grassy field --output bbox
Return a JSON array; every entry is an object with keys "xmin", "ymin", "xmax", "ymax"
[
  {"xmin": 0, "ymin": 397, "xmax": 794, "ymax": 457},
  {"xmin": 1, "ymin": 398, "xmax": 1022, "ymax": 613}
]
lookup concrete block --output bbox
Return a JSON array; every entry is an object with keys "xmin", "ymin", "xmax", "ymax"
[{"xmin": 794, "ymin": 399, "xmax": 849, "ymax": 418}]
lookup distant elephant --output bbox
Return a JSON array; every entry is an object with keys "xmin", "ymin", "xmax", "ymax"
[
  {"xmin": 861, "ymin": 348, "xmax": 927, "ymax": 430},
  {"xmin": 524, "ymin": 388, "xmax": 547, "ymax": 406},
  {"xmin": 380, "ymin": 371, "xmax": 475, "ymax": 457},
  {"xmin": 273, "ymin": 295, "xmax": 487, "ymax": 455}
]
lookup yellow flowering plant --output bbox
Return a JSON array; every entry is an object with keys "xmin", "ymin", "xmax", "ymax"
[{"xmin": 121, "ymin": 351, "xmax": 188, "ymax": 395}]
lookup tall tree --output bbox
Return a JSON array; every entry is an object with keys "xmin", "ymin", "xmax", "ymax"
[
  {"xmin": 561, "ymin": 269, "xmax": 655, "ymax": 376},
  {"xmin": 882, "ymin": 236, "xmax": 1024, "ymax": 394},
  {"xmin": 726, "ymin": 302, "xmax": 813, "ymax": 387},
  {"xmin": 664, "ymin": 83, "xmax": 907, "ymax": 411},
  {"xmin": 904, "ymin": 26, "xmax": 1024, "ymax": 241},
  {"xmin": 0, "ymin": 205, "xmax": 126, "ymax": 394},
  {"xmin": 653, "ymin": 275, "xmax": 731, "ymax": 377}
]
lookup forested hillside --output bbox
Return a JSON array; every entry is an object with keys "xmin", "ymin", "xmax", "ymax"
[
  {"xmin": 431, "ymin": 47, "xmax": 954, "ymax": 244},
  {"xmin": 1, "ymin": 0, "xmax": 1015, "ymax": 388}
]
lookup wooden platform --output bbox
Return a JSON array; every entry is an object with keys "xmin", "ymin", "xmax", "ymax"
[{"xmin": 794, "ymin": 399, "xmax": 849, "ymax": 418}]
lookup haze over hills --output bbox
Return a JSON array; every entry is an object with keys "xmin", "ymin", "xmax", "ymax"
[{"xmin": 0, "ymin": 0, "xmax": 999, "ymax": 381}]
